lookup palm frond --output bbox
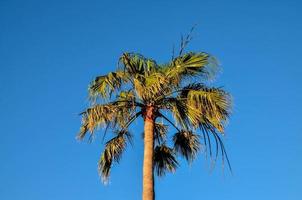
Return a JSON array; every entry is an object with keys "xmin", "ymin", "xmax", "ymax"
[
  {"xmin": 158, "ymin": 97, "xmax": 201, "ymax": 131},
  {"xmin": 178, "ymin": 83, "xmax": 205, "ymax": 97},
  {"xmin": 186, "ymin": 86, "xmax": 232, "ymax": 132},
  {"xmin": 154, "ymin": 122, "xmax": 168, "ymax": 144},
  {"xmin": 173, "ymin": 130, "xmax": 200, "ymax": 163},
  {"xmin": 144, "ymin": 72, "xmax": 170, "ymax": 102},
  {"xmin": 89, "ymin": 71, "xmax": 129, "ymax": 100},
  {"xmin": 98, "ymin": 130, "xmax": 132, "ymax": 182},
  {"xmin": 154, "ymin": 144, "xmax": 178, "ymax": 177},
  {"xmin": 159, "ymin": 97, "xmax": 190, "ymax": 129},
  {"xmin": 133, "ymin": 77, "xmax": 145, "ymax": 100},
  {"xmin": 130, "ymin": 71, "xmax": 171, "ymax": 103},
  {"xmin": 77, "ymin": 102, "xmax": 135, "ymax": 141},
  {"xmin": 165, "ymin": 52, "xmax": 217, "ymax": 85},
  {"xmin": 200, "ymin": 127, "xmax": 232, "ymax": 173},
  {"xmin": 119, "ymin": 52, "xmax": 157, "ymax": 76},
  {"xmin": 77, "ymin": 104, "xmax": 116, "ymax": 140}
]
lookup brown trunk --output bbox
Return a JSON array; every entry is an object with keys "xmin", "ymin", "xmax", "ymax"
[{"xmin": 142, "ymin": 106, "xmax": 155, "ymax": 200}]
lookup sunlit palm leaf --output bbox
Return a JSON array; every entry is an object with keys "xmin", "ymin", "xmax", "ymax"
[
  {"xmin": 89, "ymin": 71, "xmax": 129, "ymax": 99},
  {"xmin": 77, "ymin": 104, "xmax": 116, "ymax": 140},
  {"xmin": 77, "ymin": 103, "xmax": 134, "ymax": 140},
  {"xmin": 186, "ymin": 86, "xmax": 232, "ymax": 132},
  {"xmin": 119, "ymin": 53, "xmax": 158, "ymax": 76},
  {"xmin": 165, "ymin": 52, "xmax": 218, "ymax": 85},
  {"xmin": 144, "ymin": 72, "xmax": 170, "ymax": 102}
]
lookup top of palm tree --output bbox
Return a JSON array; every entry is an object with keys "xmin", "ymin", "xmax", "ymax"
[{"xmin": 77, "ymin": 31, "xmax": 232, "ymax": 182}]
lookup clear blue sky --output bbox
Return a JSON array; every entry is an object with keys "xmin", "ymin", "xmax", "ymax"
[{"xmin": 1, "ymin": 0, "xmax": 301, "ymax": 199}]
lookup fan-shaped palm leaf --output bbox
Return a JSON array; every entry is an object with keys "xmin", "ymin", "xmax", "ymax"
[
  {"xmin": 173, "ymin": 130, "xmax": 200, "ymax": 163},
  {"xmin": 154, "ymin": 144, "xmax": 178, "ymax": 176},
  {"xmin": 165, "ymin": 52, "xmax": 218, "ymax": 85}
]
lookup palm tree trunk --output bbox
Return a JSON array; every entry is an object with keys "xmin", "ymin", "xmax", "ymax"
[{"xmin": 142, "ymin": 106, "xmax": 155, "ymax": 200}]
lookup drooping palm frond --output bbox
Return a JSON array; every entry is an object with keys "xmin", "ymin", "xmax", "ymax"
[
  {"xmin": 200, "ymin": 127, "xmax": 232, "ymax": 172},
  {"xmin": 77, "ymin": 104, "xmax": 118, "ymax": 140},
  {"xmin": 153, "ymin": 144, "xmax": 179, "ymax": 177},
  {"xmin": 77, "ymin": 102, "xmax": 136, "ymax": 141},
  {"xmin": 154, "ymin": 122, "xmax": 168, "ymax": 144},
  {"xmin": 185, "ymin": 86, "xmax": 232, "ymax": 132},
  {"xmin": 156, "ymin": 83, "xmax": 231, "ymax": 132},
  {"xmin": 99, "ymin": 130, "xmax": 132, "ymax": 182},
  {"xmin": 155, "ymin": 82, "xmax": 232, "ymax": 169},
  {"xmin": 173, "ymin": 130, "xmax": 200, "ymax": 163}
]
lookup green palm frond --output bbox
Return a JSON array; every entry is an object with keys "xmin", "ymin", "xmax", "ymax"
[
  {"xmin": 77, "ymin": 102, "xmax": 135, "ymax": 140},
  {"xmin": 99, "ymin": 130, "xmax": 132, "ymax": 182},
  {"xmin": 157, "ymin": 83, "xmax": 231, "ymax": 133},
  {"xmin": 89, "ymin": 71, "xmax": 129, "ymax": 99},
  {"xmin": 131, "ymin": 71, "xmax": 171, "ymax": 103},
  {"xmin": 185, "ymin": 86, "xmax": 232, "ymax": 132},
  {"xmin": 133, "ymin": 77, "xmax": 145, "ymax": 100},
  {"xmin": 119, "ymin": 52, "xmax": 158, "ymax": 76},
  {"xmin": 77, "ymin": 104, "xmax": 117, "ymax": 140},
  {"xmin": 144, "ymin": 72, "xmax": 170, "ymax": 102},
  {"xmin": 173, "ymin": 130, "xmax": 200, "ymax": 163},
  {"xmin": 154, "ymin": 144, "xmax": 178, "ymax": 177},
  {"xmin": 115, "ymin": 90, "xmax": 142, "ymax": 110},
  {"xmin": 165, "ymin": 52, "xmax": 218, "ymax": 85}
]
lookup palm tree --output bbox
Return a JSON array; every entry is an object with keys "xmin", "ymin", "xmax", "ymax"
[{"xmin": 77, "ymin": 39, "xmax": 232, "ymax": 200}]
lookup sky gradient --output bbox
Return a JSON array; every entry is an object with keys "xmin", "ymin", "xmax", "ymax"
[{"xmin": 1, "ymin": 0, "xmax": 301, "ymax": 199}]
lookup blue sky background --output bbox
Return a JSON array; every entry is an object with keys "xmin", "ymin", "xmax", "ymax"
[{"xmin": 1, "ymin": 0, "xmax": 301, "ymax": 199}]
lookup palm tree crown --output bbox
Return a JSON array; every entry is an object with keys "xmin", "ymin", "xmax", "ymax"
[{"xmin": 77, "ymin": 46, "xmax": 232, "ymax": 185}]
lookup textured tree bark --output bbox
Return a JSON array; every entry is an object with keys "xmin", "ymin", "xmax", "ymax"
[{"xmin": 142, "ymin": 106, "xmax": 155, "ymax": 200}]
